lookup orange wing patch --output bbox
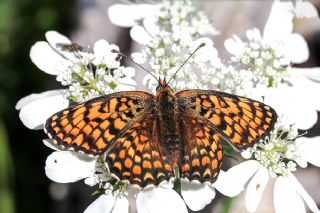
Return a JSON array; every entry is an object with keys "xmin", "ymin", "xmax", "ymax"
[
  {"xmin": 179, "ymin": 117, "xmax": 223, "ymax": 182},
  {"xmin": 105, "ymin": 116, "xmax": 174, "ymax": 187},
  {"xmin": 44, "ymin": 92, "xmax": 154, "ymax": 156}
]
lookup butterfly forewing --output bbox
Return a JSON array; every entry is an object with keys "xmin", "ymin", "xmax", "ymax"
[
  {"xmin": 176, "ymin": 90, "xmax": 277, "ymax": 150},
  {"xmin": 45, "ymin": 91, "xmax": 154, "ymax": 155}
]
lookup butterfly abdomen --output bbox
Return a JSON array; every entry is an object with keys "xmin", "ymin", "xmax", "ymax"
[{"xmin": 156, "ymin": 89, "xmax": 183, "ymax": 166}]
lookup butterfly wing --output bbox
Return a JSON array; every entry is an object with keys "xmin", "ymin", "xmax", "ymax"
[
  {"xmin": 176, "ymin": 90, "xmax": 277, "ymax": 150},
  {"xmin": 179, "ymin": 116, "xmax": 223, "ymax": 182},
  {"xmin": 105, "ymin": 113, "xmax": 175, "ymax": 187},
  {"xmin": 44, "ymin": 91, "xmax": 154, "ymax": 156}
]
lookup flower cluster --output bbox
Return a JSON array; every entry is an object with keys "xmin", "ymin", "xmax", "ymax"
[
  {"xmin": 31, "ymin": 32, "xmax": 136, "ymax": 103},
  {"xmin": 226, "ymin": 28, "xmax": 291, "ymax": 88},
  {"xmin": 120, "ymin": 0, "xmax": 252, "ymax": 96},
  {"xmin": 241, "ymin": 119, "xmax": 300, "ymax": 177},
  {"xmin": 129, "ymin": 0, "xmax": 218, "ymax": 90}
]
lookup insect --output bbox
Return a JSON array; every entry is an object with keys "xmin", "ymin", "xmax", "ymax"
[
  {"xmin": 56, "ymin": 42, "xmax": 84, "ymax": 52},
  {"xmin": 44, "ymin": 44, "xmax": 277, "ymax": 187}
]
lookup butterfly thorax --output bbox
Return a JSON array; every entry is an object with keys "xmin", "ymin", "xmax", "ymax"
[{"xmin": 155, "ymin": 84, "xmax": 183, "ymax": 166}]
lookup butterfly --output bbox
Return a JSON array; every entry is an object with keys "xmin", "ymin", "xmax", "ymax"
[{"xmin": 44, "ymin": 77, "xmax": 277, "ymax": 187}]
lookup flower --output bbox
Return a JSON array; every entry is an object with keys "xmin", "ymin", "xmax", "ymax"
[
  {"xmin": 293, "ymin": 1, "xmax": 319, "ymax": 18},
  {"xmin": 16, "ymin": 31, "xmax": 136, "ymax": 129},
  {"xmin": 110, "ymin": 0, "xmax": 253, "ymax": 97},
  {"xmin": 110, "ymin": 1, "xmax": 246, "ymax": 95},
  {"xmin": 224, "ymin": 1, "xmax": 320, "ymax": 130},
  {"xmin": 15, "ymin": 90, "xmax": 69, "ymax": 129},
  {"xmin": 215, "ymin": 119, "xmax": 320, "ymax": 213}
]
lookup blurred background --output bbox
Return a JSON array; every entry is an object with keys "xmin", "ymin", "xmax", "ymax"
[{"xmin": 0, "ymin": 0, "xmax": 320, "ymax": 212}]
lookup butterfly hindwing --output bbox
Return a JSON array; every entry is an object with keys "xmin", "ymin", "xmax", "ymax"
[
  {"xmin": 179, "ymin": 117, "xmax": 223, "ymax": 182},
  {"xmin": 105, "ymin": 114, "xmax": 175, "ymax": 187},
  {"xmin": 176, "ymin": 90, "xmax": 277, "ymax": 150},
  {"xmin": 45, "ymin": 91, "xmax": 154, "ymax": 155}
]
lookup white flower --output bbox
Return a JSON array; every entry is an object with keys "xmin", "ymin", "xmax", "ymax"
[
  {"xmin": 29, "ymin": 31, "xmax": 136, "ymax": 103},
  {"xmin": 108, "ymin": 4, "xmax": 157, "ymax": 27},
  {"xmin": 225, "ymin": 1, "xmax": 320, "ymax": 129},
  {"xmin": 45, "ymin": 150, "xmax": 96, "ymax": 183},
  {"xmin": 110, "ymin": 1, "xmax": 253, "ymax": 97},
  {"xmin": 43, "ymin": 144, "xmax": 128, "ymax": 212},
  {"xmin": 293, "ymin": 67, "xmax": 320, "ymax": 83},
  {"xmin": 262, "ymin": 71, "xmax": 320, "ymax": 130},
  {"xmin": 216, "ymin": 119, "xmax": 320, "ymax": 213},
  {"xmin": 295, "ymin": 136, "xmax": 320, "ymax": 168},
  {"xmin": 15, "ymin": 90, "xmax": 68, "ymax": 129},
  {"xmin": 111, "ymin": 1, "xmax": 256, "ymax": 97},
  {"xmin": 84, "ymin": 192, "xmax": 129, "ymax": 213},
  {"xmin": 136, "ymin": 186, "xmax": 188, "ymax": 213}
]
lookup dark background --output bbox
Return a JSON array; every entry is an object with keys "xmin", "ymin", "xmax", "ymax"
[{"xmin": 1, "ymin": 1, "xmax": 320, "ymax": 213}]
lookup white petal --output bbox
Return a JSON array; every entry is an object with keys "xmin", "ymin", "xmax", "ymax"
[
  {"xmin": 263, "ymin": 83, "xmax": 318, "ymax": 130},
  {"xmin": 263, "ymin": 1, "xmax": 294, "ymax": 42},
  {"xmin": 118, "ymin": 78, "xmax": 136, "ymax": 87},
  {"xmin": 224, "ymin": 36, "xmax": 244, "ymax": 56},
  {"xmin": 142, "ymin": 15, "xmax": 159, "ymax": 36},
  {"xmin": 295, "ymin": 2, "xmax": 319, "ymax": 18},
  {"xmin": 111, "ymin": 196, "xmax": 129, "ymax": 213},
  {"xmin": 181, "ymin": 181, "xmax": 215, "ymax": 211},
  {"xmin": 289, "ymin": 175, "xmax": 320, "ymax": 212},
  {"xmin": 123, "ymin": 67, "xmax": 136, "ymax": 78},
  {"xmin": 296, "ymin": 136, "xmax": 320, "ymax": 167},
  {"xmin": 214, "ymin": 160, "xmax": 260, "ymax": 197},
  {"xmin": 130, "ymin": 25, "xmax": 152, "ymax": 45},
  {"xmin": 94, "ymin": 40, "xmax": 110, "ymax": 58},
  {"xmin": 43, "ymin": 139, "xmax": 60, "ymax": 151},
  {"xmin": 17, "ymin": 90, "xmax": 68, "ymax": 129},
  {"xmin": 45, "ymin": 151, "xmax": 95, "ymax": 183},
  {"xmin": 284, "ymin": 33, "xmax": 309, "ymax": 64},
  {"xmin": 131, "ymin": 52, "xmax": 146, "ymax": 64},
  {"xmin": 15, "ymin": 90, "xmax": 63, "ymax": 110},
  {"xmin": 245, "ymin": 167, "xmax": 269, "ymax": 212},
  {"xmin": 45, "ymin": 31, "xmax": 71, "ymax": 46},
  {"xmin": 274, "ymin": 176, "xmax": 306, "ymax": 213},
  {"xmin": 84, "ymin": 193, "xmax": 116, "ymax": 213},
  {"xmin": 191, "ymin": 38, "xmax": 218, "ymax": 63},
  {"xmin": 158, "ymin": 179, "xmax": 174, "ymax": 189},
  {"xmin": 136, "ymin": 187, "xmax": 188, "ymax": 213},
  {"xmin": 292, "ymin": 67, "xmax": 320, "ymax": 83},
  {"xmin": 30, "ymin": 42, "xmax": 70, "ymax": 75},
  {"xmin": 108, "ymin": 4, "xmax": 156, "ymax": 27}
]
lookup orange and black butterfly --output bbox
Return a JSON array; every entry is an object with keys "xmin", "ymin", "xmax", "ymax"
[{"xmin": 44, "ymin": 45, "xmax": 277, "ymax": 187}]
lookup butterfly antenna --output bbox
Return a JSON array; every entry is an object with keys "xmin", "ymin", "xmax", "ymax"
[
  {"xmin": 167, "ymin": 43, "xmax": 206, "ymax": 85},
  {"xmin": 111, "ymin": 49, "xmax": 159, "ymax": 83}
]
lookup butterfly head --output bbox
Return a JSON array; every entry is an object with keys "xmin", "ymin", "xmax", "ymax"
[{"xmin": 156, "ymin": 78, "xmax": 174, "ymax": 95}]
